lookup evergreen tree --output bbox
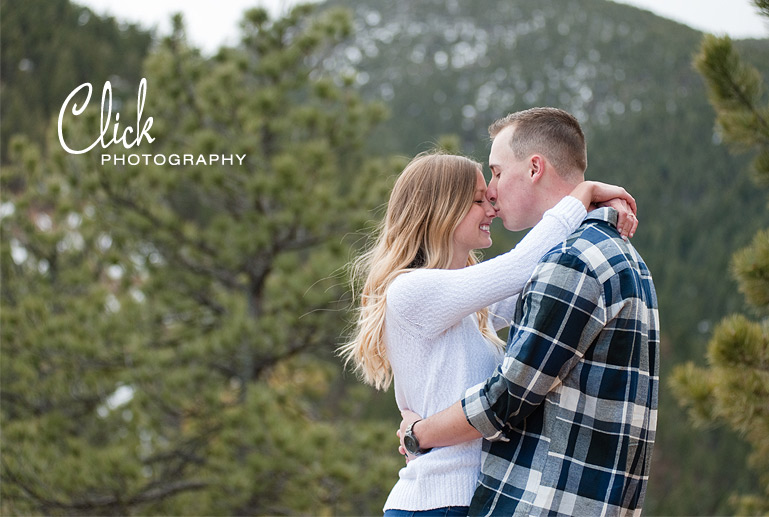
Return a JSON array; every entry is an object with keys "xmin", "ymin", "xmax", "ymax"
[
  {"xmin": 671, "ymin": 2, "xmax": 769, "ymax": 514},
  {"xmin": 1, "ymin": 5, "xmax": 402, "ymax": 515}
]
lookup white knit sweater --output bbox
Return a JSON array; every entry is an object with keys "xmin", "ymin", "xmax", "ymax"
[{"xmin": 382, "ymin": 196, "xmax": 586, "ymax": 512}]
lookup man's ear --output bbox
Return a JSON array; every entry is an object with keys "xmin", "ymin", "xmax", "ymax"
[{"xmin": 529, "ymin": 155, "xmax": 545, "ymax": 183}]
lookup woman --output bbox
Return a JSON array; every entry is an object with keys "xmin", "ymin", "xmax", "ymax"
[{"xmin": 339, "ymin": 152, "xmax": 635, "ymax": 516}]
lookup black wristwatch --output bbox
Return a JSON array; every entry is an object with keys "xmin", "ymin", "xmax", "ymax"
[{"xmin": 403, "ymin": 420, "xmax": 432, "ymax": 456}]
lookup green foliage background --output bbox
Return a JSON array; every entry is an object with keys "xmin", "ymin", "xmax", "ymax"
[
  {"xmin": 1, "ymin": 0, "xmax": 768, "ymax": 515},
  {"xmin": 671, "ymin": 21, "xmax": 769, "ymax": 515},
  {"xmin": 2, "ymin": 2, "xmax": 402, "ymax": 515}
]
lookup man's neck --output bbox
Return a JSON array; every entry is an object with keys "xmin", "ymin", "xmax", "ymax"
[
  {"xmin": 540, "ymin": 184, "xmax": 579, "ymax": 215},
  {"xmin": 527, "ymin": 167, "xmax": 583, "ymax": 228}
]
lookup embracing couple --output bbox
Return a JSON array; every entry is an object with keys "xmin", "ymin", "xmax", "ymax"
[{"xmin": 341, "ymin": 107, "xmax": 659, "ymax": 517}]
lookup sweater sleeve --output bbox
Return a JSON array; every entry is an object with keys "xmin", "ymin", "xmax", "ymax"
[
  {"xmin": 487, "ymin": 295, "xmax": 519, "ymax": 332},
  {"xmin": 386, "ymin": 196, "xmax": 586, "ymax": 338}
]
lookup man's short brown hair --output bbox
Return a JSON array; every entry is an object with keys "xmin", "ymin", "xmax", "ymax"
[{"xmin": 489, "ymin": 107, "xmax": 587, "ymax": 178}]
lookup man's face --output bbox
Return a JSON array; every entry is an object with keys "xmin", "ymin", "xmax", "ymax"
[{"xmin": 487, "ymin": 125, "xmax": 537, "ymax": 231}]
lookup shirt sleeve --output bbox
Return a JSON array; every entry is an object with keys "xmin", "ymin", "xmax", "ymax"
[
  {"xmin": 386, "ymin": 196, "xmax": 586, "ymax": 339},
  {"xmin": 462, "ymin": 251, "xmax": 608, "ymax": 441}
]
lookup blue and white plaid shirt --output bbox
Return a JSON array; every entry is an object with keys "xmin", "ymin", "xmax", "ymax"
[{"xmin": 462, "ymin": 208, "xmax": 659, "ymax": 517}]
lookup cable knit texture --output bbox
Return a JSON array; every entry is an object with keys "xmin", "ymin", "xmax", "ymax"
[{"xmin": 382, "ymin": 196, "xmax": 586, "ymax": 512}]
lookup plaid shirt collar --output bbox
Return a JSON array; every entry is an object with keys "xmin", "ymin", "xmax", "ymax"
[{"xmin": 585, "ymin": 206, "xmax": 618, "ymax": 227}]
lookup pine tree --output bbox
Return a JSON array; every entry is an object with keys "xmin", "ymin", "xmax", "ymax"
[
  {"xmin": 1, "ymin": 4, "xmax": 402, "ymax": 515},
  {"xmin": 671, "ymin": 3, "xmax": 769, "ymax": 513}
]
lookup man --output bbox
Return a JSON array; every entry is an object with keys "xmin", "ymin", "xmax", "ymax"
[{"xmin": 398, "ymin": 107, "xmax": 659, "ymax": 516}]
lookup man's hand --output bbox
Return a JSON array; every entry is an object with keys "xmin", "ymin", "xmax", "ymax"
[{"xmin": 396, "ymin": 409, "xmax": 422, "ymax": 463}]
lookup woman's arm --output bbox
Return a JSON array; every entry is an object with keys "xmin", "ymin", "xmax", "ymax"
[
  {"xmin": 487, "ymin": 295, "xmax": 518, "ymax": 332},
  {"xmin": 387, "ymin": 196, "xmax": 586, "ymax": 338},
  {"xmin": 569, "ymin": 181, "xmax": 638, "ymax": 238},
  {"xmin": 387, "ymin": 181, "xmax": 639, "ymax": 338}
]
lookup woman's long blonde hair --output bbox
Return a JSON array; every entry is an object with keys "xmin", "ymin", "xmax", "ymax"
[{"xmin": 340, "ymin": 152, "xmax": 505, "ymax": 391}]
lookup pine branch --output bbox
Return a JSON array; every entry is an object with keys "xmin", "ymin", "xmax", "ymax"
[
  {"xmin": 96, "ymin": 174, "xmax": 244, "ymax": 290},
  {"xmin": 696, "ymin": 35, "xmax": 769, "ymax": 146},
  {"xmin": 754, "ymin": 0, "xmax": 769, "ymax": 17}
]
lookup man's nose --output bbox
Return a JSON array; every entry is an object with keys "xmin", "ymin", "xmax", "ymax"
[{"xmin": 486, "ymin": 187, "xmax": 496, "ymax": 204}]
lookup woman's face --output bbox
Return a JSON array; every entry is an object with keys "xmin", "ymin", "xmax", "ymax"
[{"xmin": 452, "ymin": 169, "xmax": 497, "ymax": 263}]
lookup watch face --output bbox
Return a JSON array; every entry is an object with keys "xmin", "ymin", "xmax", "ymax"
[{"xmin": 404, "ymin": 434, "xmax": 418, "ymax": 454}]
